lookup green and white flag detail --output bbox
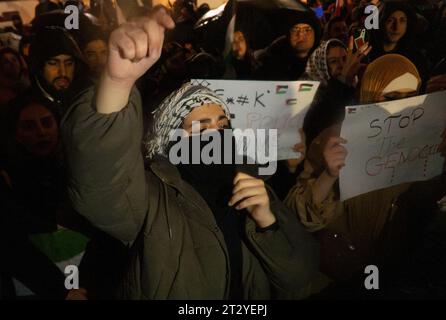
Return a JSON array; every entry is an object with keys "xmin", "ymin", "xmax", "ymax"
[{"xmin": 14, "ymin": 229, "xmax": 89, "ymax": 296}]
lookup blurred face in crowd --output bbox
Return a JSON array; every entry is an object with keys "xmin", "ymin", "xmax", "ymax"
[
  {"xmin": 329, "ymin": 21, "xmax": 348, "ymax": 44},
  {"xmin": 384, "ymin": 10, "xmax": 407, "ymax": 45},
  {"xmin": 290, "ymin": 23, "xmax": 315, "ymax": 58},
  {"xmin": 43, "ymin": 54, "xmax": 75, "ymax": 92},
  {"xmin": 326, "ymin": 45, "xmax": 347, "ymax": 79},
  {"xmin": 232, "ymin": 31, "xmax": 247, "ymax": 60},
  {"xmin": 84, "ymin": 39, "xmax": 108, "ymax": 78},
  {"xmin": 0, "ymin": 52, "xmax": 22, "ymax": 82},
  {"xmin": 16, "ymin": 103, "xmax": 59, "ymax": 157},
  {"xmin": 182, "ymin": 104, "xmax": 230, "ymax": 135}
]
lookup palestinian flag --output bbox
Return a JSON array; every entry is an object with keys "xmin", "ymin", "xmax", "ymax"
[
  {"xmin": 299, "ymin": 83, "xmax": 314, "ymax": 92},
  {"xmin": 276, "ymin": 85, "xmax": 288, "ymax": 94}
]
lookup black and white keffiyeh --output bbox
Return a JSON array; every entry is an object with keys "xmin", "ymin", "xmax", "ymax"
[{"xmin": 145, "ymin": 82, "xmax": 231, "ymax": 159}]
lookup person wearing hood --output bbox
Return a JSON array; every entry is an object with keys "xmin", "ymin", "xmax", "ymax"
[
  {"xmin": 369, "ymin": 1, "xmax": 428, "ymax": 87},
  {"xmin": 61, "ymin": 8, "xmax": 319, "ymax": 299},
  {"xmin": 224, "ymin": 30, "xmax": 260, "ymax": 80},
  {"xmin": 255, "ymin": 10, "xmax": 322, "ymax": 80},
  {"xmin": 28, "ymin": 26, "xmax": 89, "ymax": 116}
]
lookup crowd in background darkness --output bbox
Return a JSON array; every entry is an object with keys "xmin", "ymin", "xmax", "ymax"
[{"xmin": 1, "ymin": 0, "xmax": 446, "ymax": 300}]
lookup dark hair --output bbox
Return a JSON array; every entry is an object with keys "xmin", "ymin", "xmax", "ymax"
[
  {"xmin": 326, "ymin": 40, "xmax": 346, "ymax": 52},
  {"xmin": 0, "ymin": 47, "xmax": 23, "ymax": 66},
  {"xmin": 7, "ymin": 93, "xmax": 58, "ymax": 134}
]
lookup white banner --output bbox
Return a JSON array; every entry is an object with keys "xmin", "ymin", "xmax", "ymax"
[
  {"xmin": 192, "ymin": 79, "xmax": 320, "ymax": 160},
  {"xmin": 340, "ymin": 91, "xmax": 446, "ymax": 201}
]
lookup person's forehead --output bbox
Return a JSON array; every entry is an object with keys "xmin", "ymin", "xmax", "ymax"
[
  {"xmin": 86, "ymin": 39, "xmax": 108, "ymax": 51},
  {"xmin": 19, "ymin": 103, "xmax": 53, "ymax": 119},
  {"xmin": 47, "ymin": 54, "xmax": 74, "ymax": 62},
  {"xmin": 190, "ymin": 103, "xmax": 226, "ymax": 115},
  {"xmin": 327, "ymin": 46, "xmax": 346, "ymax": 57},
  {"xmin": 292, "ymin": 23, "xmax": 312, "ymax": 29},
  {"xmin": 389, "ymin": 10, "xmax": 407, "ymax": 18},
  {"xmin": 234, "ymin": 31, "xmax": 245, "ymax": 38}
]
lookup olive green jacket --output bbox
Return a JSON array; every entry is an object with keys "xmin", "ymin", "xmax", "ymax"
[{"xmin": 61, "ymin": 87, "xmax": 319, "ymax": 300}]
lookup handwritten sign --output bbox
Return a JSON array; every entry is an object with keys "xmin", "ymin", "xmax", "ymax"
[
  {"xmin": 340, "ymin": 91, "xmax": 446, "ymax": 201},
  {"xmin": 192, "ymin": 79, "xmax": 320, "ymax": 160}
]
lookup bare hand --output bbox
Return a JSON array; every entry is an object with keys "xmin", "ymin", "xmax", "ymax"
[
  {"xmin": 323, "ymin": 136, "xmax": 348, "ymax": 178},
  {"xmin": 228, "ymin": 172, "xmax": 276, "ymax": 228},
  {"xmin": 287, "ymin": 128, "xmax": 306, "ymax": 173},
  {"xmin": 106, "ymin": 7, "xmax": 175, "ymax": 88},
  {"xmin": 339, "ymin": 36, "xmax": 372, "ymax": 87}
]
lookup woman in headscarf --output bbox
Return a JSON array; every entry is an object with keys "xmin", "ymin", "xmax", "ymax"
[
  {"xmin": 304, "ymin": 39, "xmax": 348, "ymax": 88},
  {"xmin": 285, "ymin": 54, "xmax": 446, "ymax": 295},
  {"xmin": 61, "ymin": 10, "xmax": 319, "ymax": 300}
]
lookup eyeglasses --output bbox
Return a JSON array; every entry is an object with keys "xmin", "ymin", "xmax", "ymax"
[{"xmin": 290, "ymin": 27, "xmax": 313, "ymax": 35}]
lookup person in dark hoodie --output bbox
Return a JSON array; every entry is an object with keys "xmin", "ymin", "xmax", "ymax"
[
  {"xmin": 28, "ymin": 26, "xmax": 89, "ymax": 117},
  {"xmin": 224, "ymin": 30, "xmax": 260, "ymax": 80},
  {"xmin": 61, "ymin": 9, "xmax": 319, "ymax": 300},
  {"xmin": 255, "ymin": 10, "xmax": 322, "ymax": 80},
  {"xmin": 369, "ymin": 1, "xmax": 429, "ymax": 87}
]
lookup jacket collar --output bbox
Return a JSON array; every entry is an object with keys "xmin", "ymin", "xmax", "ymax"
[{"xmin": 148, "ymin": 155, "xmax": 218, "ymax": 229}]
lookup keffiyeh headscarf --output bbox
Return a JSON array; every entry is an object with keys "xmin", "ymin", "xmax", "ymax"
[
  {"xmin": 145, "ymin": 82, "xmax": 231, "ymax": 159},
  {"xmin": 304, "ymin": 39, "xmax": 346, "ymax": 87}
]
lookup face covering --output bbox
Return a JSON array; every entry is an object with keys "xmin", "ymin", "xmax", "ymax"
[{"xmin": 173, "ymin": 129, "xmax": 237, "ymax": 204}]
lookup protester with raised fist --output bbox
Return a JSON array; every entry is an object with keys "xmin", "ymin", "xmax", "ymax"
[{"xmin": 62, "ymin": 7, "xmax": 319, "ymax": 300}]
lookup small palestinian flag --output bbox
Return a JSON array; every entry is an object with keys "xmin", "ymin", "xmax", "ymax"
[
  {"xmin": 347, "ymin": 107, "xmax": 356, "ymax": 114},
  {"xmin": 286, "ymin": 98, "xmax": 298, "ymax": 105},
  {"xmin": 276, "ymin": 85, "xmax": 288, "ymax": 94},
  {"xmin": 299, "ymin": 83, "xmax": 313, "ymax": 92}
]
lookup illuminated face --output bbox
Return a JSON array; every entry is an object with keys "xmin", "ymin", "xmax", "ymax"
[
  {"xmin": 84, "ymin": 39, "xmax": 108, "ymax": 77},
  {"xmin": 232, "ymin": 31, "xmax": 247, "ymax": 60},
  {"xmin": 384, "ymin": 10, "xmax": 407, "ymax": 45},
  {"xmin": 289, "ymin": 23, "xmax": 315, "ymax": 57},
  {"xmin": 182, "ymin": 103, "xmax": 230, "ymax": 135},
  {"xmin": 43, "ymin": 54, "xmax": 75, "ymax": 92},
  {"xmin": 16, "ymin": 103, "xmax": 59, "ymax": 157},
  {"xmin": 326, "ymin": 45, "xmax": 347, "ymax": 79}
]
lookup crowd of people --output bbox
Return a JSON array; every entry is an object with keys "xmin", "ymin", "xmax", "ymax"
[{"xmin": 1, "ymin": 0, "xmax": 446, "ymax": 300}]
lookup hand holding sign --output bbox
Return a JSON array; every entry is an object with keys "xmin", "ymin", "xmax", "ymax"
[
  {"xmin": 340, "ymin": 91, "xmax": 446, "ymax": 201},
  {"xmin": 286, "ymin": 128, "xmax": 306, "ymax": 173},
  {"xmin": 229, "ymin": 172, "xmax": 276, "ymax": 228},
  {"xmin": 323, "ymin": 137, "xmax": 348, "ymax": 178}
]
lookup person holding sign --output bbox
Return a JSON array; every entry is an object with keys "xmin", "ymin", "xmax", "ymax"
[
  {"xmin": 61, "ymin": 7, "xmax": 319, "ymax": 300},
  {"xmin": 285, "ymin": 54, "xmax": 446, "ymax": 289}
]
